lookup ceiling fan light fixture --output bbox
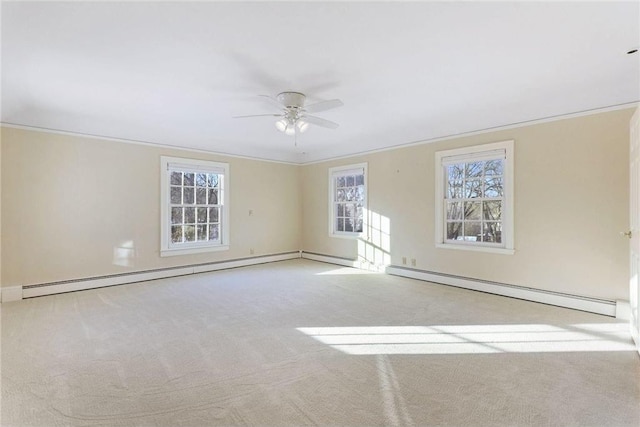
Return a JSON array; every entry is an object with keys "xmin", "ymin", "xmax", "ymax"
[
  {"xmin": 284, "ymin": 123, "xmax": 296, "ymax": 136},
  {"xmin": 296, "ymin": 120, "xmax": 309, "ymax": 133},
  {"xmin": 275, "ymin": 119, "xmax": 288, "ymax": 132}
]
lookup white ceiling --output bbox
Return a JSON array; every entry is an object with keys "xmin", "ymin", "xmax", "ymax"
[{"xmin": 2, "ymin": 1, "xmax": 639, "ymax": 164}]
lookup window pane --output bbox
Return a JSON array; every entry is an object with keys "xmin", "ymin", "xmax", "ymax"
[
  {"xmin": 446, "ymin": 202, "xmax": 462, "ymax": 220},
  {"xmin": 483, "ymin": 201, "xmax": 502, "ymax": 221},
  {"xmin": 447, "ymin": 222, "xmax": 462, "ymax": 240},
  {"xmin": 346, "ymin": 188, "xmax": 355, "ymax": 201},
  {"xmin": 337, "ymin": 218, "xmax": 345, "ymax": 232},
  {"xmin": 170, "ymin": 172, "xmax": 182, "ymax": 185},
  {"xmin": 170, "ymin": 187, "xmax": 182, "ymax": 204},
  {"xmin": 183, "ymin": 187, "xmax": 195, "ymax": 204},
  {"xmin": 484, "ymin": 177, "xmax": 504, "ymax": 198},
  {"xmin": 355, "ymin": 218, "xmax": 363, "ymax": 233},
  {"xmin": 447, "ymin": 164, "xmax": 464, "ymax": 181},
  {"xmin": 208, "ymin": 189, "xmax": 218, "ymax": 204},
  {"xmin": 485, "ymin": 160, "xmax": 503, "ymax": 176},
  {"xmin": 344, "ymin": 218, "xmax": 354, "ymax": 232},
  {"xmin": 356, "ymin": 185, "xmax": 365, "ymax": 202},
  {"xmin": 184, "ymin": 225, "xmax": 196, "ymax": 242},
  {"xmin": 209, "ymin": 207, "xmax": 219, "ymax": 223},
  {"xmin": 171, "ymin": 226, "xmax": 182, "ymax": 243},
  {"xmin": 171, "ymin": 207, "xmax": 182, "ymax": 224},
  {"xmin": 197, "ymin": 207, "xmax": 207, "ymax": 223},
  {"xmin": 463, "ymin": 222, "xmax": 482, "ymax": 241},
  {"xmin": 337, "ymin": 204, "xmax": 344, "ymax": 216},
  {"xmin": 209, "ymin": 224, "xmax": 220, "ymax": 241},
  {"xmin": 184, "ymin": 207, "xmax": 195, "ymax": 224},
  {"xmin": 196, "ymin": 173, "xmax": 207, "ymax": 187},
  {"xmin": 356, "ymin": 174, "xmax": 364, "ymax": 185},
  {"xmin": 464, "ymin": 201, "xmax": 481, "ymax": 220},
  {"xmin": 484, "ymin": 222, "xmax": 502, "ymax": 243},
  {"xmin": 208, "ymin": 174, "xmax": 218, "ymax": 188},
  {"xmin": 196, "ymin": 188, "xmax": 207, "ymax": 204},
  {"xmin": 336, "ymin": 189, "xmax": 346, "ymax": 202},
  {"xmin": 466, "ymin": 162, "xmax": 483, "ymax": 178},
  {"xmin": 447, "ymin": 180, "xmax": 463, "ymax": 199},
  {"xmin": 184, "ymin": 173, "xmax": 194, "ymax": 186},
  {"xmin": 345, "ymin": 203, "xmax": 355, "ymax": 218},
  {"xmin": 465, "ymin": 179, "xmax": 482, "ymax": 198},
  {"xmin": 346, "ymin": 175, "xmax": 355, "ymax": 186},
  {"xmin": 336, "ymin": 176, "xmax": 346, "ymax": 188},
  {"xmin": 197, "ymin": 225, "xmax": 207, "ymax": 241},
  {"xmin": 356, "ymin": 206, "xmax": 363, "ymax": 222}
]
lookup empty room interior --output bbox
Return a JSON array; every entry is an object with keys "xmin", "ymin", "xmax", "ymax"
[{"xmin": 1, "ymin": 1, "xmax": 640, "ymax": 426}]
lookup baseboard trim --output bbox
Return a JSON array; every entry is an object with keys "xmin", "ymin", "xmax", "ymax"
[
  {"xmin": 20, "ymin": 251, "xmax": 301, "ymax": 299},
  {"xmin": 386, "ymin": 265, "xmax": 616, "ymax": 317}
]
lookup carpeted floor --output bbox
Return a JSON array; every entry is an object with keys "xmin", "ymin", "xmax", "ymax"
[{"xmin": 2, "ymin": 259, "xmax": 639, "ymax": 426}]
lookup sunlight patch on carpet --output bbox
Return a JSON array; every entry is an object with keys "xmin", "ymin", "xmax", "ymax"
[{"xmin": 297, "ymin": 323, "xmax": 635, "ymax": 355}]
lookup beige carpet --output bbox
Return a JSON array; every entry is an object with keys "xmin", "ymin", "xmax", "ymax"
[{"xmin": 2, "ymin": 259, "xmax": 639, "ymax": 426}]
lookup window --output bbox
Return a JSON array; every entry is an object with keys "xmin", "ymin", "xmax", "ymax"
[
  {"xmin": 435, "ymin": 141, "xmax": 514, "ymax": 254},
  {"xmin": 329, "ymin": 163, "xmax": 367, "ymax": 237},
  {"xmin": 160, "ymin": 156, "xmax": 229, "ymax": 256}
]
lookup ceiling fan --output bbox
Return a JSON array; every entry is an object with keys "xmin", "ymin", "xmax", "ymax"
[{"xmin": 233, "ymin": 91, "xmax": 343, "ymax": 137}]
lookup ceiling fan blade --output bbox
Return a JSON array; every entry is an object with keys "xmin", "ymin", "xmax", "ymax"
[
  {"xmin": 233, "ymin": 113, "xmax": 283, "ymax": 119},
  {"xmin": 304, "ymin": 99, "xmax": 344, "ymax": 114},
  {"xmin": 303, "ymin": 115, "xmax": 340, "ymax": 129},
  {"xmin": 258, "ymin": 94, "xmax": 284, "ymax": 111}
]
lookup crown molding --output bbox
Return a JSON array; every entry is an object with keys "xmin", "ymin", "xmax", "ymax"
[{"xmin": 3, "ymin": 101, "xmax": 637, "ymax": 166}]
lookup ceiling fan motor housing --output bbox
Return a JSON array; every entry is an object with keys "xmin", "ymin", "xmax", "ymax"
[{"xmin": 277, "ymin": 91, "xmax": 306, "ymax": 109}]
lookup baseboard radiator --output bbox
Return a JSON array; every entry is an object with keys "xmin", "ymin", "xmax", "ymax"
[
  {"xmin": 1, "ymin": 251, "xmax": 623, "ymax": 318},
  {"xmin": 301, "ymin": 252, "xmax": 619, "ymax": 317},
  {"xmin": 1, "ymin": 251, "xmax": 301, "ymax": 302}
]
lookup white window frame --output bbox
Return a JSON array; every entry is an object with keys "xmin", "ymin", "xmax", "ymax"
[
  {"xmin": 160, "ymin": 156, "xmax": 230, "ymax": 257},
  {"xmin": 328, "ymin": 163, "xmax": 368, "ymax": 239},
  {"xmin": 435, "ymin": 140, "xmax": 514, "ymax": 255}
]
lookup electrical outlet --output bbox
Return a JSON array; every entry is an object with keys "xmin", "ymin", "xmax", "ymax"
[
  {"xmin": 402, "ymin": 257, "xmax": 407, "ymax": 265},
  {"xmin": 411, "ymin": 258, "xmax": 416, "ymax": 267}
]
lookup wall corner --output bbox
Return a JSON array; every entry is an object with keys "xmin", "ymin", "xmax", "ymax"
[
  {"xmin": 616, "ymin": 299, "xmax": 631, "ymax": 320},
  {"xmin": 1, "ymin": 285, "xmax": 23, "ymax": 303}
]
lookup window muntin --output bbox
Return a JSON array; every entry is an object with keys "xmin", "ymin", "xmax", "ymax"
[
  {"xmin": 161, "ymin": 157, "xmax": 229, "ymax": 256},
  {"xmin": 329, "ymin": 164, "xmax": 367, "ymax": 237},
  {"xmin": 435, "ymin": 141, "xmax": 514, "ymax": 254}
]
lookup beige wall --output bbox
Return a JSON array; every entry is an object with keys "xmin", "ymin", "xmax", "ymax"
[
  {"xmin": 1, "ymin": 108, "xmax": 633, "ymax": 302},
  {"xmin": 1, "ymin": 127, "xmax": 300, "ymax": 287},
  {"xmin": 0, "ymin": 130, "xmax": 2, "ymax": 288},
  {"xmin": 301, "ymin": 108, "xmax": 634, "ymax": 301}
]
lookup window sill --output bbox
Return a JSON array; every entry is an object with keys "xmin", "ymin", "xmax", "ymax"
[
  {"xmin": 161, "ymin": 244, "xmax": 230, "ymax": 257},
  {"xmin": 436, "ymin": 243, "xmax": 515, "ymax": 255},
  {"xmin": 330, "ymin": 232, "xmax": 366, "ymax": 240}
]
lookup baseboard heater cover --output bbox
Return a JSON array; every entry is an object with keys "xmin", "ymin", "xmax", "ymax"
[
  {"xmin": 386, "ymin": 265, "xmax": 616, "ymax": 317},
  {"xmin": 19, "ymin": 251, "xmax": 301, "ymax": 299},
  {"xmin": 8, "ymin": 252, "xmax": 619, "ymax": 316},
  {"xmin": 300, "ymin": 251, "xmax": 361, "ymax": 268},
  {"xmin": 299, "ymin": 252, "xmax": 616, "ymax": 317}
]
